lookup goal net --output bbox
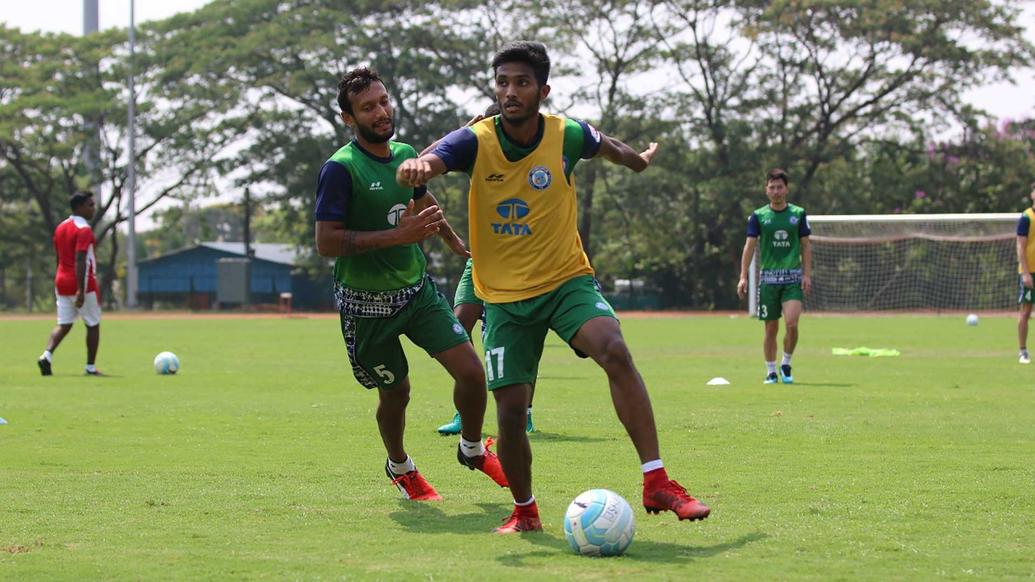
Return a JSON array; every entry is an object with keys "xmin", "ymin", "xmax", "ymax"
[{"xmin": 749, "ymin": 213, "xmax": 1021, "ymax": 313}]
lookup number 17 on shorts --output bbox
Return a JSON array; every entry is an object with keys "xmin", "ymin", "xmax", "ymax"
[{"xmin": 485, "ymin": 347, "xmax": 505, "ymax": 382}]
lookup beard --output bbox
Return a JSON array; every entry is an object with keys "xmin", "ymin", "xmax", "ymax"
[
  {"xmin": 499, "ymin": 98, "xmax": 540, "ymax": 125},
  {"xmin": 356, "ymin": 119, "xmax": 394, "ymax": 144}
]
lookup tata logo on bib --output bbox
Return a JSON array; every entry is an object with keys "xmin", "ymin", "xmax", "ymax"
[
  {"xmin": 492, "ymin": 198, "xmax": 532, "ymax": 236},
  {"xmin": 772, "ymin": 229, "xmax": 791, "ymax": 248},
  {"xmin": 387, "ymin": 203, "xmax": 408, "ymax": 226}
]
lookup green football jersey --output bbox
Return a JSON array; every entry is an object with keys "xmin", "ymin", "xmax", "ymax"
[
  {"xmin": 327, "ymin": 141, "xmax": 427, "ymax": 291},
  {"xmin": 752, "ymin": 204, "xmax": 809, "ymax": 284}
]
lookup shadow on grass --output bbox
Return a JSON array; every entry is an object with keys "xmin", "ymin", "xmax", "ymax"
[
  {"xmin": 497, "ymin": 531, "xmax": 768, "ymax": 566},
  {"xmin": 527, "ymin": 431, "xmax": 610, "ymax": 444},
  {"xmin": 389, "ymin": 500, "xmax": 511, "ymax": 534},
  {"xmin": 789, "ymin": 382, "xmax": 854, "ymax": 388}
]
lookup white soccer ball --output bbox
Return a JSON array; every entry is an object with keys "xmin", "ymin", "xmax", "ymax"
[
  {"xmin": 153, "ymin": 351, "xmax": 180, "ymax": 375},
  {"xmin": 563, "ymin": 489, "xmax": 635, "ymax": 557},
  {"xmin": 966, "ymin": 313, "xmax": 979, "ymax": 326}
]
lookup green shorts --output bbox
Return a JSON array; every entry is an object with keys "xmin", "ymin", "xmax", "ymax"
[
  {"xmin": 1019, "ymin": 275, "xmax": 1034, "ymax": 304},
  {"xmin": 453, "ymin": 259, "xmax": 482, "ymax": 307},
  {"xmin": 757, "ymin": 283, "xmax": 803, "ymax": 321},
  {"xmin": 338, "ymin": 277, "xmax": 469, "ymax": 389},
  {"xmin": 482, "ymin": 275, "xmax": 616, "ymax": 390}
]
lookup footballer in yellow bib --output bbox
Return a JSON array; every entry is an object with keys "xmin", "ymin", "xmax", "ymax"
[{"xmin": 397, "ymin": 41, "xmax": 712, "ymax": 533}]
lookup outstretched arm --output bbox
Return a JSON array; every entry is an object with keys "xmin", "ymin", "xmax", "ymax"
[
  {"xmin": 416, "ymin": 191, "xmax": 469, "ymax": 258},
  {"xmin": 396, "ymin": 154, "xmax": 449, "ymax": 188},
  {"xmin": 596, "ymin": 134, "xmax": 658, "ymax": 172}
]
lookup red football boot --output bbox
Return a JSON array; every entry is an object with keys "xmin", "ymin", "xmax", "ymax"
[
  {"xmin": 457, "ymin": 436, "xmax": 509, "ymax": 487},
  {"xmin": 643, "ymin": 477, "xmax": 710, "ymax": 521},
  {"xmin": 493, "ymin": 501, "xmax": 543, "ymax": 534},
  {"xmin": 385, "ymin": 462, "xmax": 442, "ymax": 501}
]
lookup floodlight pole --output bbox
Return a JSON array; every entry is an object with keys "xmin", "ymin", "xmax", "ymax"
[
  {"xmin": 83, "ymin": 1, "xmax": 101, "ymax": 201},
  {"xmin": 126, "ymin": 0, "xmax": 139, "ymax": 308}
]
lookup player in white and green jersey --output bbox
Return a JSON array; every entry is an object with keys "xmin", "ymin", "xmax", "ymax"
[
  {"xmin": 314, "ymin": 67, "xmax": 508, "ymax": 503},
  {"xmin": 737, "ymin": 169, "xmax": 812, "ymax": 384}
]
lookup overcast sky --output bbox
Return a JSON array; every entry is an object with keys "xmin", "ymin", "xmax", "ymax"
[
  {"xmin": 3, "ymin": 1, "xmax": 1035, "ymax": 226},
  {"xmin": 4, "ymin": 0, "xmax": 1033, "ymax": 118}
]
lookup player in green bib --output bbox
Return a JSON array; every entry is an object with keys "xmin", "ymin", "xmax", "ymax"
[
  {"xmin": 314, "ymin": 67, "xmax": 508, "ymax": 503},
  {"xmin": 737, "ymin": 169, "xmax": 813, "ymax": 384}
]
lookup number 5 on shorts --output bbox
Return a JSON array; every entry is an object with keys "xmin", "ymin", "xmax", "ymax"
[
  {"xmin": 373, "ymin": 364, "xmax": 395, "ymax": 385},
  {"xmin": 485, "ymin": 347, "xmax": 505, "ymax": 382}
]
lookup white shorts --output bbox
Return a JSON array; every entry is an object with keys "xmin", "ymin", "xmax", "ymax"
[{"xmin": 56, "ymin": 292, "xmax": 102, "ymax": 326}]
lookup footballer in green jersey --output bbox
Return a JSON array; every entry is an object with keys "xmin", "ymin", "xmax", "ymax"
[
  {"xmin": 737, "ymin": 169, "xmax": 813, "ymax": 385},
  {"xmin": 314, "ymin": 67, "xmax": 508, "ymax": 502}
]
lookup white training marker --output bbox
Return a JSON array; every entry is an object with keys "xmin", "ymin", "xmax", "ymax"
[
  {"xmin": 706, "ymin": 377, "xmax": 730, "ymax": 386},
  {"xmin": 0, "ymin": 417, "xmax": 7, "ymax": 425}
]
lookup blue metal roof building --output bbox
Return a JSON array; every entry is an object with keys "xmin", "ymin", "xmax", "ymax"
[{"xmin": 138, "ymin": 242, "xmax": 332, "ymax": 310}]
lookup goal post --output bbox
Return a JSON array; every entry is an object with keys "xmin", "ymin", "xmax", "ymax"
[{"xmin": 747, "ymin": 213, "xmax": 1021, "ymax": 314}]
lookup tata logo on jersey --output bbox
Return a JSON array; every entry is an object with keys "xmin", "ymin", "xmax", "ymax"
[
  {"xmin": 387, "ymin": 203, "xmax": 408, "ymax": 226},
  {"xmin": 772, "ymin": 229, "xmax": 791, "ymax": 247},
  {"xmin": 492, "ymin": 198, "xmax": 532, "ymax": 236}
]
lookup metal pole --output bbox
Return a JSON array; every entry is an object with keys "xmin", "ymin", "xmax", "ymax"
[
  {"xmin": 83, "ymin": 0, "xmax": 101, "ymax": 201},
  {"xmin": 126, "ymin": 0, "xmax": 138, "ymax": 308}
]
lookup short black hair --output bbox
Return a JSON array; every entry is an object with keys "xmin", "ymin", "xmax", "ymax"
[
  {"xmin": 766, "ymin": 168, "xmax": 789, "ymax": 186},
  {"xmin": 337, "ymin": 66, "xmax": 383, "ymax": 115},
  {"xmin": 492, "ymin": 41, "xmax": 550, "ymax": 86},
  {"xmin": 69, "ymin": 190, "xmax": 93, "ymax": 211},
  {"xmin": 484, "ymin": 102, "xmax": 500, "ymax": 117}
]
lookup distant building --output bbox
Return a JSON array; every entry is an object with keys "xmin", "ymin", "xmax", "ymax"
[{"xmin": 138, "ymin": 242, "xmax": 332, "ymax": 310}]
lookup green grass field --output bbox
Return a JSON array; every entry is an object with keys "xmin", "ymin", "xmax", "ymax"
[{"xmin": 1, "ymin": 314, "xmax": 1033, "ymax": 580}]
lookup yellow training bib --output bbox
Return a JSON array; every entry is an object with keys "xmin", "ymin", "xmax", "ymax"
[{"xmin": 468, "ymin": 114, "xmax": 593, "ymax": 302}]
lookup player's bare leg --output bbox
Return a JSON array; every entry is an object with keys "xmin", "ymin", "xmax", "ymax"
[
  {"xmin": 435, "ymin": 342, "xmax": 486, "ymax": 439},
  {"xmin": 492, "ymin": 382, "xmax": 539, "ymax": 532},
  {"xmin": 437, "ymin": 304, "xmax": 484, "ymax": 435},
  {"xmin": 763, "ymin": 319, "xmax": 780, "ymax": 383},
  {"xmin": 377, "ymin": 377, "xmax": 441, "ymax": 500},
  {"xmin": 376, "ymin": 377, "xmax": 411, "ymax": 464},
  {"xmin": 780, "ymin": 300, "xmax": 802, "ymax": 383},
  {"xmin": 1019, "ymin": 303, "xmax": 1032, "ymax": 363},
  {"xmin": 86, "ymin": 324, "xmax": 100, "ymax": 369},
  {"xmin": 46, "ymin": 323, "xmax": 73, "ymax": 353},
  {"xmin": 435, "ymin": 342, "xmax": 508, "ymax": 487},
  {"xmin": 571, "ymin": 316, "xmax": 709, "ymax": 522},
  {"xmin": 38, "ymin": 323, "xmax": 73, "ymax": 376}
]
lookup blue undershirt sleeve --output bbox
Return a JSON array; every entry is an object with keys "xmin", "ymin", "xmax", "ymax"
[
  {"xmin": 1018, "ymin": 213, "xmax": 1030, "ymax": 237},
  {"xmin": 413, "ymin": 185, "xmax": 428, "ymax": 200},
  {"xmin": 575, "ymin": 119, "xmax": 602, "ymax": 159},
  {"xmin": 746, "ymin": 213, "xmax": 760, "ymax": 238},
  {"xmin": 799, "ymin": 211, "xmax": 812, "ymax": 237},
  {"xmin": 314, "ymin": 161, "xmax": 351, "ymax": 222},
  {"xmin": 429, "ymin": 128, "xmax": 478, "ymax": 175}
]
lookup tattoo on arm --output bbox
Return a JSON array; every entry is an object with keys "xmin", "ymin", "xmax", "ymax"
[{"xmin": 341, "ymin": 230, "xmax": 359, "ymax": 256}]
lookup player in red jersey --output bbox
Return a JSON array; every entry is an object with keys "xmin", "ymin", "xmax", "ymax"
[{"xmin": 38, "ymin": 191, "xmax": 103, "ymax": 376}]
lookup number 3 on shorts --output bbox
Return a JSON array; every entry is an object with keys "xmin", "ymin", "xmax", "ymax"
[
  {"xmin": 373, "ymin": 364, "xmax": 395, "ymax": 385},
  {"xmin": 485, "ymin": 347, "xmax": 505, "ymax": 382},
  {"xmin": 759, "ymin": 304, "xmax": 768, "ymax": 319}
]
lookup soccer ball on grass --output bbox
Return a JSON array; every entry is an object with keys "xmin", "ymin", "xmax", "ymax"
[
  {"xmin": 153, "ymin": 351, "xmax": 180, "ymax": 375},
  {"xmin": 966, "ymin": 313, "xmax": 979, "ymax": 326},
  {"xmin": 563, "ymin": 488, "xmax": 635, "ymax": 556}
]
